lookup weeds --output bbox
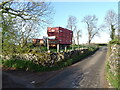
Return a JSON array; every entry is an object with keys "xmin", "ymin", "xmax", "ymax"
[{"xmin": 2, "ymin": 48, "xmax": 98, "ymax": 72}]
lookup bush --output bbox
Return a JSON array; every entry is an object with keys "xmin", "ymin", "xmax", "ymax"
[
  {"xmin": 109, "ymin": 39, "xmax": 120, "ymax": 45},
  {"xmin": 2, "ymin": 47, "xmax": 99, "ymax": 72}
]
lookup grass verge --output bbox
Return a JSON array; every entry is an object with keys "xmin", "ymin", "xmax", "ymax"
[{"xmin": 106, "ymin": 62, "xmax": 120, "ymax": 89}]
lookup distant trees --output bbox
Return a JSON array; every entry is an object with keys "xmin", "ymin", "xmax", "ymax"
[
  {"xmin": 66, "ymin": 16, "xmax": 77, "ymax": 49},
  {"xmin": 76, "ymin": 30, "xmax": 81, "ymax": 48},
  {"xmin": 1, "ymin": 1, "xmax": 54, "ymax": 54},
  {"xmin": 65, "ymin": 10, "xmax": 118, "ymax": 46},
  {"xmin": 82, "ymin": 15, "xmax": 99, "ymax": 44},
  {"xmin": 66, "ymin": 16, "xmax": 82, "ymax": 49},
  {"xmin": 66, "ymin": 16, "xmax": 77, "ymax": 31},
  {"xmin": 81, "ymin": 10, "xmax": 118, "ymax": 44},
  {"xmin": 104, "ymin": 10, "xmax": 118, "ymax": 40}
]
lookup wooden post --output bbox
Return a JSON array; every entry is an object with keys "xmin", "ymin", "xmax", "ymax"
[
  {"xmin": 65, "ymin": 46, "xmax": 67, "ymax": 52},
  {"xmin": 57, "ymin": 44, "xmax": 59, "ymax": 52},
  {"xmin": 47, "ymin": 38, "xmax": 49, "ymax": 51},
  {"xmin": 72, "ymin": 38, "xmax": 74, "ymax": 50}
]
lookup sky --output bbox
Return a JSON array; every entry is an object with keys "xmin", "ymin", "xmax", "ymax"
[{"xmin": 40, "ymin": 2, "xmax": 118, "ymax": 44}]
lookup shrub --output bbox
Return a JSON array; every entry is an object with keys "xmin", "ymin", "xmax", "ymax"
[
  {"xmin": 109, "ymin": 39, "xmax": 120, "ymax": 45},
  {"xmin": 2, "ymin": 47, "xmax": 99, "ymax": 72}
]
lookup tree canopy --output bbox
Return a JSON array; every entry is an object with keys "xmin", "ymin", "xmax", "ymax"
[
  {"xmin": 104, "ymin": 10, "xmax": 118, "ymax": 40},
  {"xmin": 82, "ymin": 15, "xmax": 99, "ymax": 44},
  {"xmin": 1, "ymin": 0, "xmax": 54, "ymax": 54}
]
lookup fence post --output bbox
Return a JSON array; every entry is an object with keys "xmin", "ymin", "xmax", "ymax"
[
  {"xmin": 57, "ymin": 44, "xmax": 59, "ymax": 52},
  {"xmin": 65, "ymin": 46, "xmax": 67, "ymax": 52},
  {"xmin": 47, "ymin": 38, "xmax": 49, "ymax": 51}
]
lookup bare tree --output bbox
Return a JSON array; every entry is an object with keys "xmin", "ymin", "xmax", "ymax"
[
  {"xmin": 82, "ymin": 15, "xmax": 99, "ymax": 44},
  {"xmin": 104, "ymin": 10, "xmax": 118, "ymax": 40},
  {"xmin": 66, "ymin": 16, "xmax": 77, "ymax": 31},
  {"xmin": 66, "ymin": 16, "xmax": 77, "ymax": 49},
  {"xmin": 76, "ymin": 29, "xmax": 81, "ymax": 48},
  {"xmin": 1, "ymin": 0, "xmax": 54, "ymax": 53},
  {"xmin": 1, "ymin": 0, "xmax": 53, "ymax": 21}
]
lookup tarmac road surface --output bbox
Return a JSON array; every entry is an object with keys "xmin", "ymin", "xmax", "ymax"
[{"xmin": 42, "ymin": 47, "xmax": 107, "ymax": 88}]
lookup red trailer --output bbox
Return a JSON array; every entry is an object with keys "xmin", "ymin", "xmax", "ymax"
[{"xmin": 47, "ymin": 27, "xmax": 73, "ymax": 48}]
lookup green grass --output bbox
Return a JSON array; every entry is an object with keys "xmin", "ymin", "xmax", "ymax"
[
  {"xmin": 106, "ymin": 62, "xmax": 120, "ymax": 89},
  {"xmin": 2, "ymin": 48, "xmax": 99, "ymax": 72},
  {"xmin": 109, "ymin": 39, "xmax": 120, "ymax": 45}
]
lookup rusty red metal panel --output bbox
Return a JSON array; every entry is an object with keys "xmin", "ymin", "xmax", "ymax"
[{"xmin": 47, "ymin": 27, "xmax": 73, "ymax": 45}]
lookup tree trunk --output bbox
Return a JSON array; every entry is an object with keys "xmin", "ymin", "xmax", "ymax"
[
  {"xmin": 88, "ymin": 40, "xmax": 91, "ymax": 44},
  {"xmin": 88, "ymin": 35, "xmax": 91, "ymax": 44},
  {"xmin": 110, "ymin": 25, "xmax": 115, "ymax": 40}
]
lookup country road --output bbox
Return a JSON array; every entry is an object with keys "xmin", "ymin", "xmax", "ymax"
[{"xmin": 2, "ymin": 47, "xmax": 108, "ymax": 88}]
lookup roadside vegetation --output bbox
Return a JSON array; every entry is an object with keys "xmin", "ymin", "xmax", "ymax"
[
  {"xmin": 2, "ymin": 44, "xmax": 99, "ymax": 72},
  {"xmin": 106, "ymin": 37, "xmax": 120, "ymax": 89}
]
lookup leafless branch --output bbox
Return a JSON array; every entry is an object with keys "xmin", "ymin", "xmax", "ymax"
[{"xmin": 82, "ymin": 15, "xmax": 99, "ymax": 44}]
